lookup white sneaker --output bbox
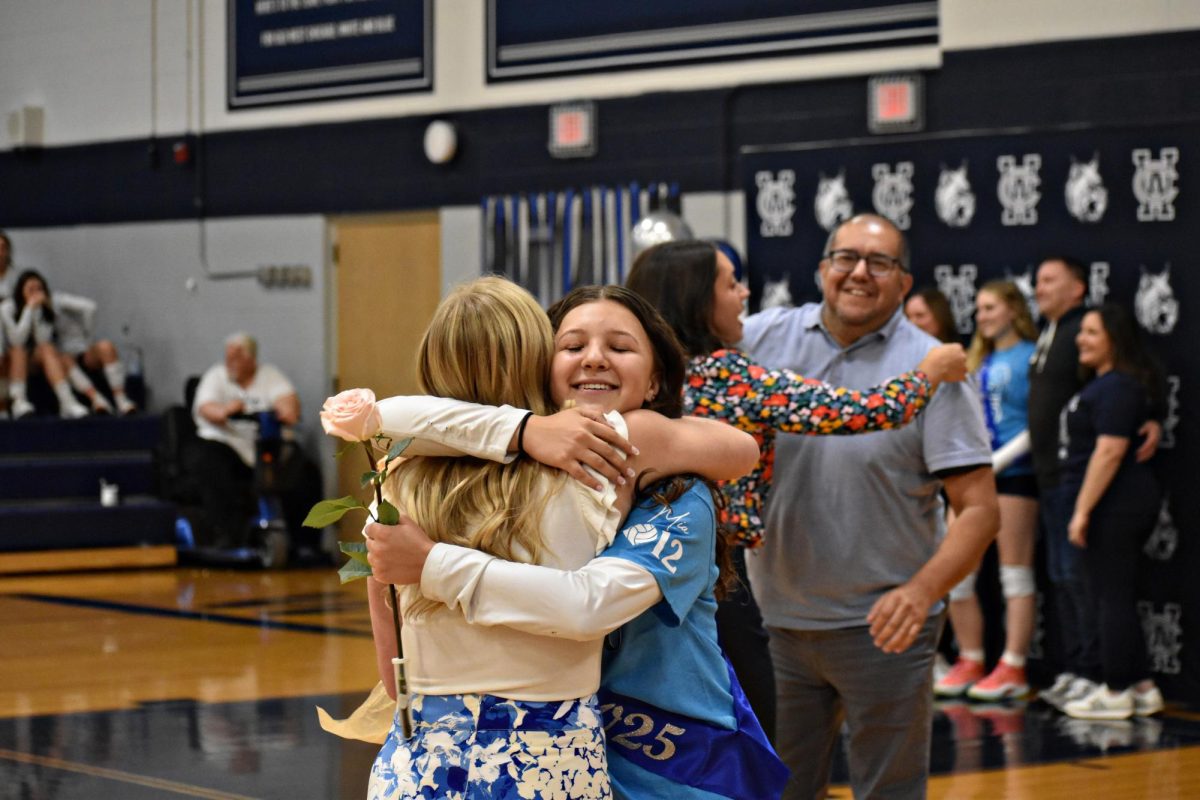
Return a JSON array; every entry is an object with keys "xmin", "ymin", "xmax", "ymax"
[
  {"xmin": 60, "ymin": 397, "xmax": 90, "ymax": 419},
  {"xmin": 114, "ymin": 394, "xmax": 137, "ymax": 415},
  {"xmin": 1133, "ymin": 684, "xmax": 1164, "ymax": 716},
  {"xmin": 1039, "ymin": 672, "xmax": 1078, "ymax": 708},
  {"xmin": 90, "ymin": 393, "xmax": 114, "ymax": 414},
  {"xmin": 11, "ymin": 398, "xmax": 35, "ymax": 419},
  {"xmin": 1060, "ymin": 677, "xmax": 1099, "ymax": 707},
  {"xmin": 1064, "ymin": 684, "xmax": 1134, "ymax": 720}
]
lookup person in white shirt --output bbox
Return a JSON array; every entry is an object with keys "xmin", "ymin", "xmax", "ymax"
[
  {"xmin": 47, "ymin": 290, "xmax": 138, "ymax": 415},
  {"xmin": 1, "ymin": 270, "xmax": 89, "ymax": 419},
  {"xmin": 0, "ymin": 232, "xmax": 17, "ymax": 302},
  {"xmin": 191, "ymin": 332, "xmax": 299, "ymax": 548}
]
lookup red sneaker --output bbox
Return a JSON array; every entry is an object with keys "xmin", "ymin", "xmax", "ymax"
[
  {"xmin": 934, "ymin": 659, "xmax": 985, "ymax": 697},
  {"xmin": 967, "ymin": 663, "xmax": 1029, "ymax": 701}
]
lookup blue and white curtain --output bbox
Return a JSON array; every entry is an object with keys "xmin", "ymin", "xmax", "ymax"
[{"xmin": 482, "ymin": 182, "xmax": 682, "ymax": 305}]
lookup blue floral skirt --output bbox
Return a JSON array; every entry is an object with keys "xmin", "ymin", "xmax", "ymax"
[{"xmin": 368, "ymin": 692, "xmax": 611, "ymax": 800}]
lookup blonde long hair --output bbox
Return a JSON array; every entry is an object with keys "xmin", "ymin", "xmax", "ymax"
[
  {"xmin": 384, "ymin": 277, "xmax": 562, "ymax": 614},
  {"xmin": 966, "ymin": 280, "xmax": 1038, "ymax": 372}
]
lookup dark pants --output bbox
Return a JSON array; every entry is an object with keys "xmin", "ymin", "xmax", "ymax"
[
  {"xmin": 770, "ymin": 615, "xmax": 943, "ymax": 800},
  {"xmin": 1041, "ymin": 482, "xmax": 1100, "ymax": 679},
  {"xmin": 1083, "ymin": 498, "xmax": 1159, "ymax": 690},
  {"xmin": 716, "ymin": 547, "xmax": 777, "ymax": 744},
  {"xmin": 196, "ymin": 439, "xmax": 255, "ymax": 548}
]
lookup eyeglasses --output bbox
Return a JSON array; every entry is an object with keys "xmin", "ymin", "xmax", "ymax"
[{"xmin": 824, "ymin": 249, "xmax": 906, "ymax": 277}]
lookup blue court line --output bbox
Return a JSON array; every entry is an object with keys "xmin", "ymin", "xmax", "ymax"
[{"xmin": 12, "ymin": 593, "xmax": 373, "ymax": 638}]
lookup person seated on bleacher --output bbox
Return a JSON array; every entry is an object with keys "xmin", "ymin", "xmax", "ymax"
[
  {"xmin": 1, "ymin": 270, "xmax": 90, "ymax": 419},
  {"xmin": 49, "ymin": 289, "xmax": 138, "ymax": 415},
  {"xmin": 0, "ymin": 232, "xmax": 19, "ymax": 416},
  {"xmin": 192, "ymin": 332, "xmax": 300, "ymax": 548},
  {"xmin": 0, "ymin": 231, "xmax": 17, "ymax": 301}
]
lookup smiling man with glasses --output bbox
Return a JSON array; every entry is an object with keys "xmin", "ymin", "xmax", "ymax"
[{"xmin": 738, "ymin": 214, "xmax": 998, "ymax": 800}]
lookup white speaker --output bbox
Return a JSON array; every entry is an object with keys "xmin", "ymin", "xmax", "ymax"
[{"xmin": 8, "ymin": 105, "xmax": 44, "ymax": 148}]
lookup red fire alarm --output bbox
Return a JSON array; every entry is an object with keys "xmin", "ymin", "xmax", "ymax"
[
  {"xmin": 868, "ymin": 74, "xmax": 923, "ymax": 134},
  {"xmin": 548, "ymin": 101, "xmax": 597, "ymax": 158}
]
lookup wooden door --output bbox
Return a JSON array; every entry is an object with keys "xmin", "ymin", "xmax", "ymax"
[{"xmin": 331, "ymin": 212, "xmax": 441, "ymax": 540}]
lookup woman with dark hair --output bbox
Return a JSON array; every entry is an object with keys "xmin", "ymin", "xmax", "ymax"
[
  {"xmin": 625, "ymin": 240, "xmax": 967, "ymax": 740},
  {"xmin": 0, "ymin": 270, "xmax": 90, "ymax": 418},
  {"xmin": 1059, "ymin": 304, "xmax": 1164, "ymax": 720},
  {"xmin": 906, "ymin": 286, "xmax": 957, "ymax": 343}
]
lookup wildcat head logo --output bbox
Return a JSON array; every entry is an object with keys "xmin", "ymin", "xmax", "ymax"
[
  {"xmin": 1143, "ymin": 496, "xmax": 1178, "ymax": 561},
  {"xmin": 1088, "ymin": 261, "xmax": 1110, "ymax": 307},
  {"xmin": 934, "ymin": 264, "xmax": 978, "ymax": 334},
  {"xmin": 1138, "ymin": 601, "xmax": 1183, "ymax": 675},
  {"xmin": 871, "ymin": 162, "xmax": 914, "ymax": 230},
  {"xmin": 1134, "ymin": 265, "xmax": 1179, "ymax": 335},
  {"xmin": 997, "ymin": 154, "xmax": 1042, "ymax": 226},
  {"xmin": 1132, "ymin": 147, "xmax": 1179, "ymax": 222},
  {"xmin": 1008, "ymin": 268, "xmax": 1039, "ymax": 323},
  {"xmin": 1065, "ymin": 155, "xmax": 1108, "ymax": 223},
  {"xmin": 935, "ymin": 163, "xmax": 976, "ymax": 228},
  {"xmin": 814, "ymin": 171, "xmax": 853, "ymax": 232},
  {"xmin": 755, "ymin": 170, "xmax": 796, "ymax": 237},
  {"xmin": 760, "ymin": 276, "xmax": 793, "ymax": 310}
]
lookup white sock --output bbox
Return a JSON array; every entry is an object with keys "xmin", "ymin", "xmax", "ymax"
[
  {"xmin": 67, "ymin": 365, "xmax": 96, "ymax": 396},
  {"xmin": 103, "ymin": 360, "xmax": 127, "ymax": 394},
  {"xmin": 53, "ymin": 379, "xmax": 78, "ymax": 406},
  {"xmin": 959, "ymin": 649, "xmax": 984, "ymax": 664},
  {"xmin": 1000, "ymin": 651, "xmax": 1026, "ymax": 668},
  {"xmin": 11, "ymin": 380, "xmax": 27, "ymax": 402}
]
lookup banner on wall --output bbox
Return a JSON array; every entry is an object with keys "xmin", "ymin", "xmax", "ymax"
[
  {"xmin": 481, "ymin": 182, "xmax": 683, "ymax": 307},
  {"xmin": 487, "ymin": 0, "xmax": 938, "ymax": 82},
  {"xmin": 742, "ymin": 122, "xmax": 1197, "ymax": 701},
  {"xmin": 228, "ymin": 0, "xmax": 431, "ymax": 108}
]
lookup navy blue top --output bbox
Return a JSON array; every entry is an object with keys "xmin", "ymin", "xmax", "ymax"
[{"xmin": 1058, "ymin": 370, "xmax": 1156, "ymax": 507}]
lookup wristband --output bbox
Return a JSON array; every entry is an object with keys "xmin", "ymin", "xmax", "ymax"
[{"xmin": 515, "ymin": 411, "xmax": 534, "ymax": 456}]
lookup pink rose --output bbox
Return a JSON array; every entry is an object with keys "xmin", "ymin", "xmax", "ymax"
[{"xmin": 321, "ymin": 388, "xmax": 383, "ymax": 442}]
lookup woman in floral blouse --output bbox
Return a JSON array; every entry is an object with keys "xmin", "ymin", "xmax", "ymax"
[{"xmin": 626, "ymin": 240, "xmax": 966, "ymax": 740}]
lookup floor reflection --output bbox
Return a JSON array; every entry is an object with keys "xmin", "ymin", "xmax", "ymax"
[{"xmin": 0, "ymin": 694, "xmax": 377, "ymax": 799}]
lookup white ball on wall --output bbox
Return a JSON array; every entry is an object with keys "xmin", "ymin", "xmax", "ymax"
[{"xmin": 424, "ymin": 120, "xmax": 458, "ymax": 165}]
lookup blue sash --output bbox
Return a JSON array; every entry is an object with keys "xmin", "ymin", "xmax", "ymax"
[{"xmin": 598, "ymin": 660, "xmax": 789, "ymax": 800}]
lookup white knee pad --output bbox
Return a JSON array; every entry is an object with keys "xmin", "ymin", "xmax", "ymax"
[
  {"xmin": 1000, "ymin": 565, "xmax": 1035, "ymax": 599},
  {"xmin": 949, "ymin": 570, "xmax": 977, "ymax": 602}
]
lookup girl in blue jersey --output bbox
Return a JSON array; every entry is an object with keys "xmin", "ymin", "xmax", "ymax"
[{"xmin": 936, "ymin": 281, "xmax": 1040, "ymax": 700}]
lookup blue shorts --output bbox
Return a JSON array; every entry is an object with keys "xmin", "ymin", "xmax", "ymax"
[{"xmin": 369, "ymin": 692, "xmax": 611, "ymax": 800}]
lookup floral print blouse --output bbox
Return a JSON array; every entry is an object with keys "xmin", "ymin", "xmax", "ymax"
[{"xmin": 684, "ymin": 348, "xmax": 931, "ymax": 548}]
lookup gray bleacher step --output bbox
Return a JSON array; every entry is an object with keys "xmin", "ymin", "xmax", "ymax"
[
  {"xmin": 0, "ymin": 453, "xmax": 156, "ymax": 500},
  {"xmin": 0, "ymin": 496, "xmax": 176, "ymax": 552}
]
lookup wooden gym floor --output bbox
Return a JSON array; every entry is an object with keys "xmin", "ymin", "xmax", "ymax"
[{"xmin": 1, "ymin": 567, "xmax": 1198, "ymax": 799}]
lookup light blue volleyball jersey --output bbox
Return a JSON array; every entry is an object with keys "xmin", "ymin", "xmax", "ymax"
[
  {"xmin": 979, "ymin": 340, "xmax": 1036, "ymax": 477},
  {"xmin": 598, "ymin": 481, "xmax": 741, "ymax": 799},
  {"xmin": 599, "ymin": 481, "xmax": 732, "ymax": 727}
]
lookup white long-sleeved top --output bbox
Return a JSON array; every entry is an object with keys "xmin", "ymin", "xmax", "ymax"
[
  {"xmin": 49, "ymin": 292, "xmax": 98, "ymax": 354},
  {"xmin": 376, "ymin": 395, "xmax": 658, "ymax": 700},
  {"xmin": 0, "ymin": 298, "xmax": 53, "ymax": 348}
]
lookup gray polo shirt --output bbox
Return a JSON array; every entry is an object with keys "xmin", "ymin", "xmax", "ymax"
[{"xmin": 740, "ymin": 303, "xmax": 992, "ymax": 631}]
